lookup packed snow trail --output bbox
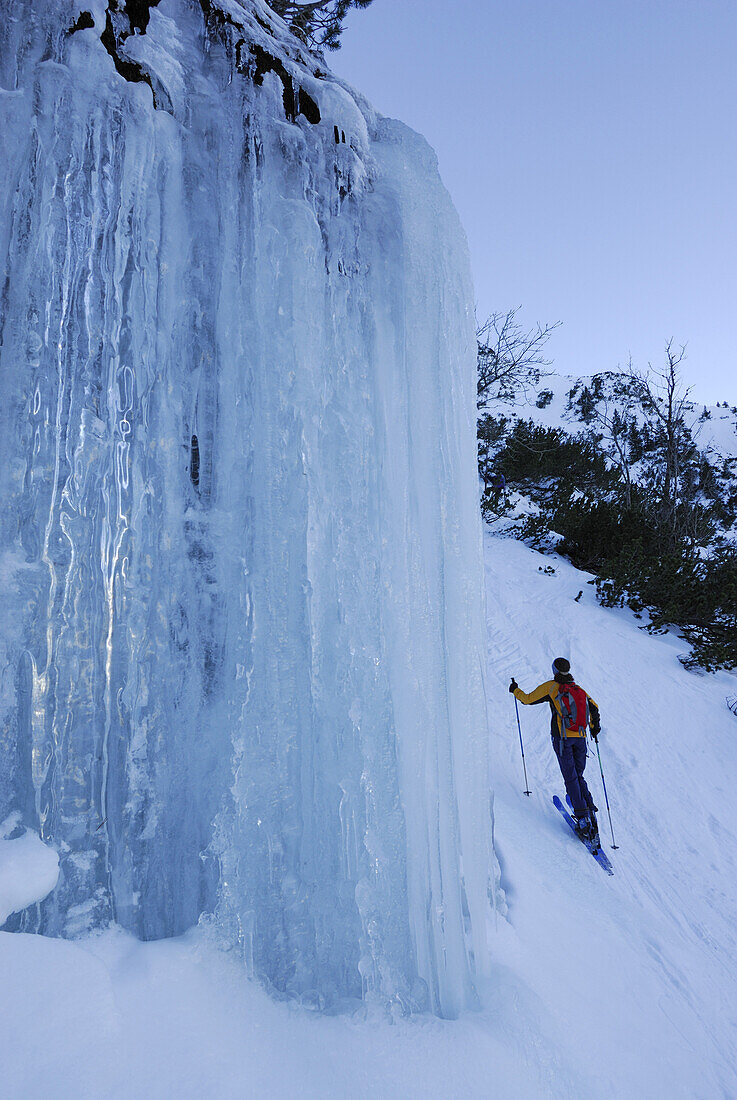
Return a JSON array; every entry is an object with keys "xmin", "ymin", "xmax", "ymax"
[{"xmin": 484, "ymin": 528, "xmax": 737, "ymax": 1098}]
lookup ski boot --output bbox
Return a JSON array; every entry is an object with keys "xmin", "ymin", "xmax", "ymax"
[{"xmin": 573, "ymin": 812, "xmax": 599, "ymax": 849}]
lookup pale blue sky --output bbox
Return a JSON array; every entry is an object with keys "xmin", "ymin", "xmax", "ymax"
[{"xmin": 332, "ymin": 0, "xmax": 737, "ymax": 404}]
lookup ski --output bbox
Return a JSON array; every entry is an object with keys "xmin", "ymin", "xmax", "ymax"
[{"xmin": 553, "ymin": 795, "xmax": 614, "ymax": 875}]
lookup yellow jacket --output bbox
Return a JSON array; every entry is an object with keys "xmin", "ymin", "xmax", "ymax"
[{"xmin": 513, "ymin": 679, "xmax": 600, "ymax": 739}]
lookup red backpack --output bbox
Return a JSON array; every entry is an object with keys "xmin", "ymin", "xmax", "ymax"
[{"xmin": 557, "ymin": 682, "xmax": 589, "ymax": 735}]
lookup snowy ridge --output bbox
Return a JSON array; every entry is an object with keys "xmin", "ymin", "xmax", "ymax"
[
  {"xmin": 482, "ymin": 366, "xmax": 737, "ymax": 549},
  {"xmin": 487, "ymin": 366, "xmax": 737, "ymax": 463},
  {"xmin": 0, "ymin": 0, "xmax": 492, "ymax": 1014},
  {"xmin": 488, "ymin": 363, "xmax": 734, "ymax": 462}
]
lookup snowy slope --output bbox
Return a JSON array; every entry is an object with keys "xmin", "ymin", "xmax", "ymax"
[
  {"xmin": 482, "ymin": 527, "xmax": 737, "ymax": 1097},
  {"xmin": 2, "ymin": 527, "xmax": 736, "ymax": 1098}
]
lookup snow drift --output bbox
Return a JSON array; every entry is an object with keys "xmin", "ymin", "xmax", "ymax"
[
  {"xmin": 0, "ymin": 0, "xmax": 493, "ymax": 1014},
  {"xmin": 0, "ymin": 817, "xmax": 59, "ymax": 925}
]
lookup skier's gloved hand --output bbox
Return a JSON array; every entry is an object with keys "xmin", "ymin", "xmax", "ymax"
[
  {"xmin": 509, "ymin": 678, "xmax": 519, "ymax": 694},
  {"xmin": 590, "ymin": 725, "xmax": 600, "ymax": 743}
]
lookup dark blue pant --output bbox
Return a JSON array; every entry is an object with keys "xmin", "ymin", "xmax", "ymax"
[{"xmin": 552, "ymin": 736, "xmax": 596, "ymax": 818}]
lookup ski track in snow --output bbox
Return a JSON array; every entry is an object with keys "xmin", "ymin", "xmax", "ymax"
[{"xmin": 1, "ymin": 528, "xmax": 736, "ymax": 1098}]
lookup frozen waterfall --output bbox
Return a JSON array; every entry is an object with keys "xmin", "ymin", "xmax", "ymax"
[{"xmin": 0, "ymin": 0, "xmax": 494, "ymax": 1016}]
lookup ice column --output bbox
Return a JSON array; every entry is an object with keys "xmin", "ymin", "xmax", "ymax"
[{"xmin": 0, "ymin": 0, "xmax": 494, "ymax": 1015}]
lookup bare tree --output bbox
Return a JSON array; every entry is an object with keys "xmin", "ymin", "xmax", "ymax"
[
  {"xmin": 477, "ymin": 308, "xmax": 560, "ymax": 409},
  {"xmin": 628, "ymin": 341, "xmax": 695, "ymax": 539}
]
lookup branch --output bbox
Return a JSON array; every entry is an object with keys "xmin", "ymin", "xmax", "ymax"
[{"xmin": 477, "ymin": 308, "xmax": 560, "ymax": 407}]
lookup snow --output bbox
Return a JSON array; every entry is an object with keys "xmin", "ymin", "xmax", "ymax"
[
  {"xmin": 0, "ymin": 820, "xmax": 59, "ymax": 925},
  {"xmin": 0, "ymin": 927, "xmax": 544, "ymax": 1100},
  {"xmin": 2, "ymin": 529, "xmax": 736, "ymax": 1096},
  {"xmin": 483, "ymin": 528, "xmax": 737, "ymax": 1097}
]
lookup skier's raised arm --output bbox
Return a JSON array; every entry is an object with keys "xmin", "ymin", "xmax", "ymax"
[{"xmin": 509, "ymin": 678, "xmax": 554, "ymax": 706}]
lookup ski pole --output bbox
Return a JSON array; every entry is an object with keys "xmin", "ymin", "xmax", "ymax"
[
  {"xmin": 594, "ymin": 738, "xmax": 619, "ymax": 849},
  {"xmin": 512, "ymin": 689, "xmax": 531, "ymax": 796}
]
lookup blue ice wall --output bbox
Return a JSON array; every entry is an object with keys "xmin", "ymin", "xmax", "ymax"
[{"xmin": 0, "ymin": 0, "xmax": 494, "ymax": 1016}]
